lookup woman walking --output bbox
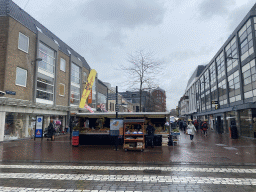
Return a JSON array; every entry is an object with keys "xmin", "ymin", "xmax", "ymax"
[{"xmin": 187, "ymin": 120, "xmax": 197, "ymax": 141}]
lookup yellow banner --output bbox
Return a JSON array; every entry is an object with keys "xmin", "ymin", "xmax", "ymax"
[{"xmin": 79, "ymin": 69, "xmax": 97, "ymax": 108}]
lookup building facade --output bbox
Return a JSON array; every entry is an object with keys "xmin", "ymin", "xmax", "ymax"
[
  {"xmin": 151, "ymin": 87, "xmax": 167, "ymax": 112},
  {"xmin": 0, "ymin": 0, "xmax": 107, "ymax": 141},
  {"xmin": 180, "ymin": 3, "xmax": 256, "ymax": 138}
]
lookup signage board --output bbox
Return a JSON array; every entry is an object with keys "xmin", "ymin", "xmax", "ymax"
[
  {"xmin": 110, "ymin": 119, "xmax": 123, "ymax": 136},
  {"xmin": 5, "ymin": 91, "xmax": 16, "ymax": 95},
  {"xmin": 35, "ymin": 116, "xmax": 43, "ymax": 138},
  {"xmin": 212, "ymin": 101, "xmax": 218, "ymax": 104}
]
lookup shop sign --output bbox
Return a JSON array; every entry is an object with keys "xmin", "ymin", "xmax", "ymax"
[
  {"xmin": 110, "ymin": 119, "xmax": 123, "ymax": 136},
  {"xmin": 212, "ymin": 101, "xmax": 218, "ymax": 104},
  {"xmin": 35, "ymin": 116, "xmax": 43, "ymax": 138}
]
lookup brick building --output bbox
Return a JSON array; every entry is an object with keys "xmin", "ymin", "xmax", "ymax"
[
  {"xmin": 0, "ymin": 0, "xmax": 107, "ymax": 141},
  {"xmin": 151, "ymin": 87, "xmax": 167, "ymax": 112}
]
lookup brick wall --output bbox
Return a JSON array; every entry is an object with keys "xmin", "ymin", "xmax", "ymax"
[
  {"xmin": 56, "ymin": 51, "xmax": 70, "ymax": 106},
  {"xmin": 5, "ymin": 17, "xmax": 36, "ymax": 100},
  {"xmin": 0, "ymin": 16, "xmax": 8, "ymax": 91}
]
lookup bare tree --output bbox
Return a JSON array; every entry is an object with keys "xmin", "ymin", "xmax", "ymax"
[{"xmin": 120, "ymin": 50, "xmax": 164, "ymax": 112}]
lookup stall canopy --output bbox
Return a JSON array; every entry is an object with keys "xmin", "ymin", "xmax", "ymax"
[{"xmin": 76, "ymin": 112, "xmax": 170, "ymax": 119}]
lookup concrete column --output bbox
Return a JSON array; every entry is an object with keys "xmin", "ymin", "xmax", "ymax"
[
  {"xmin": 0, "ymin": 112, "xmax": 6, "ymax": 142},
  {"xmin": 25, "ymin": 114, "xmax": 29, "ymax": 137}
]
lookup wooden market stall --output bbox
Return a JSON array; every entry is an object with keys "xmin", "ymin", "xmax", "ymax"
[{"xmin": 75, "ymin": 112, "xmax": 170, "ymax": 146}]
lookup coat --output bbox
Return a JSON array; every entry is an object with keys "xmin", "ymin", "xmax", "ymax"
[{"xmin": 187, "ymin": 124, "xmax": 196, "ymax": 135}]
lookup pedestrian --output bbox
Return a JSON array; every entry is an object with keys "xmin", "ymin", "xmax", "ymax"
[
  {"xmin": 179, "ymin": 119, "xmax": 183, "ymax": 131},
  {"xmin": 201, "ymin": 120, "xmax": 208, "ymax": 136},
  {"xmin": 183, "ymin": 120, "xmax": 187, "ymax": 134},
  {"xmin": 187, "ymin": 120, "xmax": 197, "ymax": 141},
  {"xmin": 47, "ymin": 119, "xmax": 55, "ymax": 141},
  {"xmin": 194, "ymin": 120, "xmax": 199, "ymax": 131},
  {"xmin": 146, "ymin": 122, "xmax": 155, "ymax": 148}
]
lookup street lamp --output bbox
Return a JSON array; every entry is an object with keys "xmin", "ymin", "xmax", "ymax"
[
  {"xmin": 226, "ymin": 56, "xmax": 238, "ymax": 60},
  {"xmin": 31, "ymin": 58, "xmax": 42, "ymax": 65}
]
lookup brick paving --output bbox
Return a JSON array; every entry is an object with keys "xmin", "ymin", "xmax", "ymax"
[{"xmin": 0, "ymin": 130, "xmax": 255, "ymax": 165}]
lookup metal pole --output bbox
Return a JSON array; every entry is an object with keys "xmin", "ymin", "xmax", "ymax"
[{"xmin": 116, "ymin": 86, "xmax": 118, "ymax": 118}]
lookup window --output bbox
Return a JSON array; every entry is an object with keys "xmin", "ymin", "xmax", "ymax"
[
  {"xmin": 225, "ymin": 37, "xmax": 238, "ymax": 72},
  {"xmin": 218, "ymin": 79, "xmax": 227, "ymax": 105},
  {"xmin": 239, "ymin": 19, "xmax": 253, "ymax": 62},
  {"xmin": 18, "ymin": 32, "xmax": 29, "ymax": 53},
  {"xmin": 211, "ymin": 85, "xmax": 217, "ymax": 108},
  {"xmin": 242, "ymin": 59, "xmax": 256, "ymax": 99},
  {"xmin": 59, "ymin": 84, "xmax": 65, "ymax": 96},
  {"xmin": 83, "ymin": 72, "xmax": 87, "ymax": 83},
  {"xmin": 60, "ymin": 58, "xmax": 66, "ymax": 72},
  {"xmin": 216, "ymin": 51, "xmax": 225, "ymax": 79},
  {"xmin": 36, "ymin": 42, "xmax": 55, "ymax": 104},
  {"xmin": 228, "ymin": 70, "xmax": 241, "ymax": 103},
  {"xmin": 38, "ymin": 42, "xmax": 55, "ymax": 74},
  {"xmin": 204, "ymin": 71, "xmax": 209, "ymax": 90},
  {"xmin": 53, "ymin": 39, "xmax": 59, "ymax": 47},
  {"xmin": 15, "ymin": 67, "xmax": 27, "ymax": 87},
  {"xmin": 35, "ymin": 26, "xmax": 43, "ymax": 33},
  {"xmin": 70, "ymin": 63, "xmax": 81, "ymax": 105},
  {"xmin": 209, "ymin": 62, "xmax": 216, "ymax": 85}
]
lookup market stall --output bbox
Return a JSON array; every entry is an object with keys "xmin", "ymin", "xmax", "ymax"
[{"xmin": 75, "ymin": 112, "xmax": 170, "ymax": 146}]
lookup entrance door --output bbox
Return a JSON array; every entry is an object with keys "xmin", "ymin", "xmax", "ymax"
[{"xmin": 216, "ymin": 116, "xmax": 223, "ymax": 134}]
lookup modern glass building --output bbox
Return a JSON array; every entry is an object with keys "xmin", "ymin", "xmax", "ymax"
[{"xmin": 181, "ymin": 3, "xmax": 256, "ymax": 138}]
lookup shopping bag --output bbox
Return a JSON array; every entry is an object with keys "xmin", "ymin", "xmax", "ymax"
[{"xmin": 187, "ymin": 128, "xmax": 192, "ymax": 135}]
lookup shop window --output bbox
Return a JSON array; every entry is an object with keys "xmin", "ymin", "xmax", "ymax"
[
  {"xmin": 18, "ymin": 32, "xmax": 29, "ymax": 53},
  {"xmin": 59, "ymin": 83, "xmax": 65, "ymax": 96},
  {"xmin": 15, "ymin": 67, "xmax": 27, "ymax": 87}
]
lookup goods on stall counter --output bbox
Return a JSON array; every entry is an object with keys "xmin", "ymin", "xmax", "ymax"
[
  {"xmin": 132, "ymin": 131, "xmax": 138, "ymax": 134},
  {"xmin": 138, "ymin": 131, "xmax": 143, "ymax": 134}
]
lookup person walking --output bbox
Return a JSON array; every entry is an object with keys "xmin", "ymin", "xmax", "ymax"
[
  {"xmin": 179, "ymin": 119, "xmax": 183, "ymax": 131},
  {"xmin": 194, "ymin": 120, "xmax": 199, "ymax": 131},
  {"xmin": 47, "ymin": 119, "xmax": 55, "ymax": 141},
  {"xmin": 187, "ymin": 120, "xmax": 197, "ymax": 141},
  {"xmin": 183, "ymin": 120, "xmax": 187, "ymax": 134},
  {"xmin": 201, "ymin": 120, "xmax": 208, "ymax": 137}
]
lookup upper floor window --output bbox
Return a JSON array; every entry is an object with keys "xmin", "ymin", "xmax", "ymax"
[
  {"xmin": 15, "ymin": 67, "xmax": 27, "ymax": 87},
  {"xmin": 83, "ymin": 72, "xmax": 87, "ymax": 83},
  {"xmin": 216, "ymin": 51, "xmax": 225, "ymax": 79},
  {"xmin": 204, "ymin": 71, "xmax": 209, "ymax": 90},
  {"xmin": 71, "ymin": 63, "xmax": 80, "ymax": 85},
  {"xmin": 18, "ymin": 32, "xmax": 29, "ymax": 53},
  {"xmin": 228, "ymin": 70, "xmax": 241, "ymax": 103},
  {"xmin": 60, "ymin": 58, "xmax": 66, "ymax": 72},
  {"xmin": 209, "ymin": 62, "xmax": 216, "ymax": 85},
  {"xmin": 239, "ymin": 19, "xmax": 253, "ymax": 62},
  {"xmin": 242, "ymin": 59, "xmax": 256, "ymax": 99},
  {"xmin": 225, "ymin": 37, "xmax": 238, "ymax": 72},
  {"xmin": 38, "ymin": 42, "xmax": 55, "ymax": 74},
  {"xmin": 59, "ymin": 83, "xmax": 65, "ymax": 96}
]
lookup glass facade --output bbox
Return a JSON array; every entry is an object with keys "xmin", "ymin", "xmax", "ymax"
[
  {"xmin": 239, "ymin": 19, "xmax": 253, "ymax": 62},
  {"xmin": 225, "ymin": 37, "xmax": 238, "ymax": 72},
  {"xmin": 37, "ymin": 42, "xmax": 55, "ymax": 103},
  {"xmin": 228, "ymin": 70, "xmax": 241, "ymax": 103},
  {"xmin": 216, "ymin": 51, "xmax": 225, "ymax": 79},
  {"xmin": 242, "ymin": 59, "xmax": 256, "ymax": 99},
  {"xmin": 218, "ymin": 79, "xmax": 227, "ymax": 106}
]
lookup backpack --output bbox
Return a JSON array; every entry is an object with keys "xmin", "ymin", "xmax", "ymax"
[{"xmin": 203, "ymin": 123, "xmax": 207, "ymax": 128}]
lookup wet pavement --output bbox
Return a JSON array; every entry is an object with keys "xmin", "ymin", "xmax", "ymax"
[
  {"xmin": 0, "ymin": 130, "xmax": 255, "ymax": 165},
  {"xmin": 0, "ymin": 131, "xmax": 255, "ymax": 191}
]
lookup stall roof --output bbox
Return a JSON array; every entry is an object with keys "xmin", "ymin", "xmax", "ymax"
[{"xmin": 76, "ymin": 112, "xmax": 170, "ymax": 118}]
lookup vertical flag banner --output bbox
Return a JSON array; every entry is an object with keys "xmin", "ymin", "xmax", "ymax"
[{"xmin": 79, "ymin": 69, "xmax": 97, "ymax": 108}]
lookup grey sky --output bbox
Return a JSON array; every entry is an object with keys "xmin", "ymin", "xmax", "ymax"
[{"xmin": 13, "ymin": 0, "xmax": 255, "ymax": 110}]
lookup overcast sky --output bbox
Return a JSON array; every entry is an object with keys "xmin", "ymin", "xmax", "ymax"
[{"xmin": 13, "ymin": 0, "xmax": 256, "ymax": 110}]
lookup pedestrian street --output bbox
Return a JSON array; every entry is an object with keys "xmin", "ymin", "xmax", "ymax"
[{"xmin": 0, "ymin": 163, "xmax": 255, "ymax": 191}]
